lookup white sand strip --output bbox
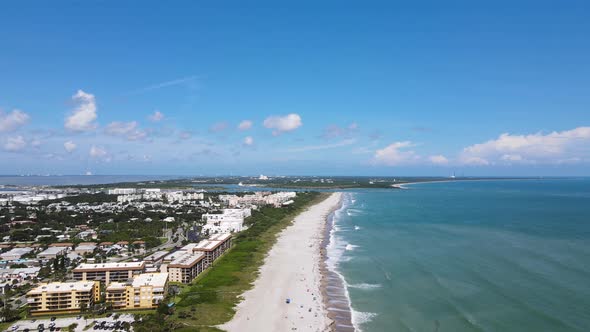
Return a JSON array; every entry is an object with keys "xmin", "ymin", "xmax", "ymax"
[{"xmin": 220, "ymin": 192, "xmax": 342, "ymax": 332}]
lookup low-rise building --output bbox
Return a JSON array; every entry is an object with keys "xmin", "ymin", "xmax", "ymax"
[
  {"xmin": 108, "ymin": 188, "xmax": 137, "ymax": 195},
  {"xmin": 37, "ymin": 246, "xmax": 67, "ymax": 260},
  {"xmin": 202, "ymin": 209, "xmax": 250, "ymax": 233},
  {"xmin": 0, "ymin": 266, "xmax": 41, "ymax": 282},
  {"xmin": 0, "ymin": 247, "xmax": 33, "ymax": 261},
  {"xmin": 74, "ymin": 242, "xmax": 97, "ymax": 255},
  {"xmin": 26, "ymin": 281, "xmax": 100, "ymax": 316},
  {"xmin": 73, "ymin": 262, "xmax": 145, "ymax": 284},
  {"xmin": 144, "ymin": 251, "xmax": 168, "ymax": 264}
]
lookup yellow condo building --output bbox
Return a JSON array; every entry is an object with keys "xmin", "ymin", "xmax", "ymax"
[
  {"xmin": 26, "ymin": 281, "xmax": 100, "ymax": 316},
  {"xmin": 106, "ymin": 273, "xmax": 169, "ymax": 310}
]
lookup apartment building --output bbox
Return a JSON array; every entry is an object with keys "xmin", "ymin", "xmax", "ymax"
[
  {"xmin": 167, "ymin": 252, "xmax": 206, "ymax": 284},
  {"xmin": 27, "ymin": 281, "xmax": 100, "ymax": 316},
  {"xmin": 106, "ymin": 273, "xmax": 169, "ymax": 309},
  {"xmin": 193, "ymin": 233, "xmax": 232, "ymax": 267},
  {"xmin": 73, "ymin": 262, "xmax": 145, "ymax": 284}
]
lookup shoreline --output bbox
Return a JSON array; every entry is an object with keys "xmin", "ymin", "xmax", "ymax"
[
  {"xmin": 221, "ymin": 192, "xmax": 342, "ymax": 332},
  {"xmin": 320, "ymin": 193, "xmax": 355, "ymax": 332}
]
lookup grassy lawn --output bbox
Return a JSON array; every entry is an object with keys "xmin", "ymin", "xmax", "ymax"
[{"xmin": 165, "ymin": 192, "xmax": 328, "ymax": 331}]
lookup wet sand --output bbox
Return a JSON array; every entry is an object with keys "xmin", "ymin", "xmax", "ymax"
[{"xmin": 320, "ymin": 196, "xmax": 355, "ymax": 332}]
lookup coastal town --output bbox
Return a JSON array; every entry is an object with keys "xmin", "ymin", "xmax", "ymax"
[{"xmin": 0, "ymin": 185, "xmax": 300, "ymax": 331}]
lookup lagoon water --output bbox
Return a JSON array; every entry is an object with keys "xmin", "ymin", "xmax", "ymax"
[{"xmin": 331, "ymin": 179, "xmax": 590, "ymax": 332}]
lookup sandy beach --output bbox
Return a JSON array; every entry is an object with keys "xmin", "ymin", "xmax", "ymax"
[{"xmin": 221, "ymin": 192, "xmax": 342, "ymax": 332}]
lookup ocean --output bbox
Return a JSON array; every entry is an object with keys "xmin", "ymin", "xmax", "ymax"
[{"xmin": 329, "ymin": 179, "xmax": 590, "ymax": 332}]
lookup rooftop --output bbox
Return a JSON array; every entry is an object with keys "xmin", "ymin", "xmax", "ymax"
[
  {"xmin": 38, "ymin": 247, "xmax": 67, "ymax": 255},
  {"xmin": 74, "ymin": 261, "xmax": 145, "ymax": 271},
  {"xmin": 169, "ymin": 252, "xmax": 205, "ymax": 268},
  {"xmin": 194, "ymin": 240, "xmax": 222, "ymax": 251},
  {"xmin": 209, "ymin": 233, "xmax": 232, "ymax": 242},
  {"xmin": 28, "ymin": 281, "xmax": 96, "ymax": 294},
  {"xmin": 132, "ymin": 273, "xmax": 168, "ymax": 288}
]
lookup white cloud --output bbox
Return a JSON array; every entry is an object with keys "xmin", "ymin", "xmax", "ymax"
[
  {"xmin": 429, "ymin": 155, "xmax": 449, "ymax": 165},
  {"xmin": 460, "ymin": 126, "xmax": 590, "ymax": 165},
  {"xmin": 238, "ymin": 120, "xmax": 253, "ymax": 131},
  {"xmin": 501, "ymin": 154, "xmax": 523, "ymax": 162},
  {"xmin": 243, "ymin": 136, "xmax": 254, "ymax": 146},
  {"xmin": 89, "ymin": 145, "xmax": 110, "ymax": 161},
  {"xmin": 3, "ymin": 135, "xmax": 27, "ymax": 152},
  {"xmin": 0, "ymin": 109, "xmax": 30, "ymax": 132},
  {"xmin": 64, "ymin": 140, "xmax": 77, "ymax": 153},
  {"xmin": 30, "ymin": 139, "xmax": 41, "ymax": 148},
  {"xmin": 460, "ymin": 156, "xmax": 490, "ymax": 166},
  {"xmin": 373, "ymin": 141, "xmax": 419, "ymax": 166},
  {"xmin": 263, "ymin": 113, "xmax": 302, "ymax": 136},
  {"xmin": 287, "ymin": 139, "xmax": 356, "ymax": 152},
  {"xmin": 148, "ymin": 111, "xmax": 164, "ymax": 122},
  {"xmin": 105, "ymin": 121, "xmax": 147, "ymax": 141},
  {"xmin": 65, "ymin": 90, "xmax": 97, "ymax": 131}
]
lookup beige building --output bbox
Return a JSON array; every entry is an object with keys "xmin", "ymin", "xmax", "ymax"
[
  {"xmin": 27, "ymin": 281, "xmax": 100, "ymax": 316},
  {"xmin": 73, "ymin": 262, "xmax": 145, "ymax": 284},
  {"xmin": 193, "ymin": 233, "xmax": 232, "ymax": 267},
  {"xmin": 167, "ymin": 252, "xmax": 206, "ymax": 284},
  {"xmin": 106, "ymin": 273, "xmax": 169, "ymax": 309}
]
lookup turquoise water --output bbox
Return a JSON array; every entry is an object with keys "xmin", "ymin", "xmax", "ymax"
[{"xmin": 331, "ymin": 179, "xmax": 590, "ymax": 332}]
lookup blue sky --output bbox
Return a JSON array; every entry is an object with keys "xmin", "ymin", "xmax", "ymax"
[{"xmin": 1, "ymin": 1, "xmax": 589, "ymax": 176}]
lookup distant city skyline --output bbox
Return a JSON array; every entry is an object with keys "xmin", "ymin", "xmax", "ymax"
[{"xmin": 1, "ymin": 2, "xmax": 589, "ymax": 176}]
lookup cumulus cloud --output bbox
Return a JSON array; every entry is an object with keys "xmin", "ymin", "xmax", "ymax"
[
  {"xmin": 238, "ymin": 120, "xmax": 253, "ymax": 131},
  {"xmin": 64, "ymin": 140, "xmax": 77, "ymax": 153},
  {"xmin": 105, "ymin": 121, "xmax": 148, "ymax": 141},
  {"xmin": 3, "ymin": 136, "xmax": 27, "ymax": 152},
  {"xmin": 460, "ymin": 126, "xmax": 590, "ymax": 165},
  {"xmin": 263, "ymin": 113, "xmax": 302, "ymax": 136},
  {"xmin": 429, "ymin": 155, "xmax": 449, "ymax": 165},
  {"xmin": 0, "ymin": 109, "xmax": 30, "ymax": 132},
  {"xmin": 65, "ymin": 90, "xmax": 97, "ymax": 131},
  {"xmin": 373, "ymin": 141, "xmax": 419, "ymax": 166},
  {"xmin": 243, "ymin": 136, "xmax": 254, "ymax": 146},
  {"xmin": 148, "ymin": 110, "xmax": 164, "ymax": 122}
]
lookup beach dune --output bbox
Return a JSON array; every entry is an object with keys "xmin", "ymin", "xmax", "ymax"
[{"xmin": 221, "ymin": 192, "xmax": 342, "ymax": 332}]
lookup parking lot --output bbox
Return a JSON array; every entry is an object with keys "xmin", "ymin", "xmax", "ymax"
[{"xmin": 5, "ymin": 314, "xmax": 134, "ymax": 332}]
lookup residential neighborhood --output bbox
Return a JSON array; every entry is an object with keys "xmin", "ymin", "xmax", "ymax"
[{"xmin": 0, "ymin": 186, "xmax": 298, "ymax": 331}]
